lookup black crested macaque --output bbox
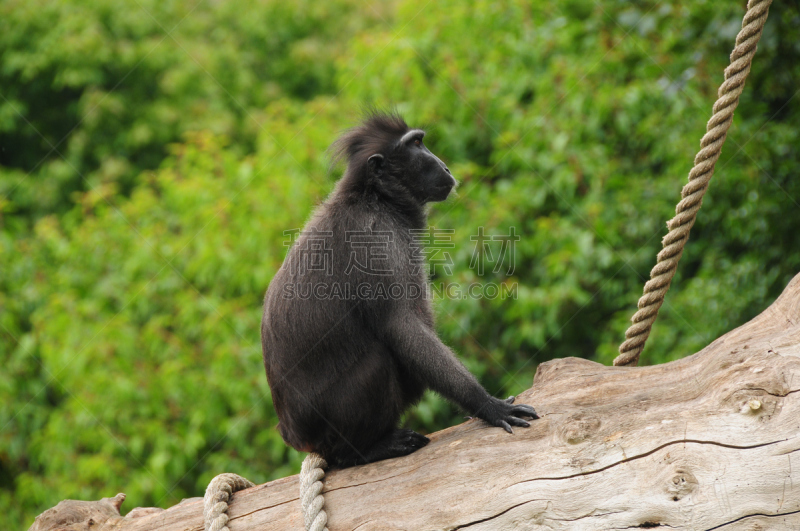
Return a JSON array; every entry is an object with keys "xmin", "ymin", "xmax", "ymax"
[{"xmin": 261, "ymin": 112, "xmax": 538, "ymax": 468}]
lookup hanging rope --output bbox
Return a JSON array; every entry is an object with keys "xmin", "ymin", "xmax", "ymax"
[
  {"xmin": 614, "ymin": 0, "xmax": 773, "ymax": 367},
  {"xmin": 300, "ymin": 453, "xmax": 329, "ymax": 531},
  {"xmin": 203, "ymin": 473, "xmax": 255, "ymax": 531}
]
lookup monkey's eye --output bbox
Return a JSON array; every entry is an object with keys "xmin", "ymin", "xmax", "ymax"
[{"xmin": 414, "ymin": 138, "xmax": 421, "ymax": 146}]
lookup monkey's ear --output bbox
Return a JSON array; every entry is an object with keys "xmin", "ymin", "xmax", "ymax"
[{"xmin": 367, "ymin": 154, "xmax": 384, "ymax": 176}]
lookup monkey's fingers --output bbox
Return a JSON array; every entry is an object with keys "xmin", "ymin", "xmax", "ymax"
[
  {"xmin": 511, "ymin": 404, "xmax": 539, "ymax": 419},
  {"xmin": 498, "ymin": 420, "xmax": 514, "ymax": 434},
  {"xmin": 506, "ymin": 416, "xmax": 531, "ymax": 428},
  {"xmin": 505, "ymin": 395, "xmax": 516, "ymax": 404}
]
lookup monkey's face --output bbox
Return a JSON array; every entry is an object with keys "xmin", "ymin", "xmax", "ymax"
[
  {"xmin": 395, "ymin": 129, "xmax": 457, "ymax": 203},
  {"xmin": 366, "ymin": 128, "xmax": 457, "ymax": 204}
]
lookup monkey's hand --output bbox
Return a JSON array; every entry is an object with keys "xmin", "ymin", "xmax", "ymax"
[{"xmin": 476, "ymin": 395, "xmax": 539, "ymax": 434}]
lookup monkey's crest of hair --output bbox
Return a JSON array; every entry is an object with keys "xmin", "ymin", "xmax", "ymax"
[{"xmin": 329, "ymin": 111, "xmax": 410, "ymax": 174}]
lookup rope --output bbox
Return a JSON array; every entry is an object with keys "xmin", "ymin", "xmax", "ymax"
[
  {"xmin": 300, "ymin": 453, "xmax": 329, "ymax": 531},
  {"xmin": 614, "ymin": 0, "xmax": 773, "ymax": 367},
  {"xmin": 203, "ymin": 473, "xmax": 255, "ymax": 531},
  {"xmin": 202, "ymin": 455, "xmax": 328, "ymax": 531}
]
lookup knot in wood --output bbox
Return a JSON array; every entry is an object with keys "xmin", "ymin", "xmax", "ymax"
[
  {"xmin": 558, "ymin": 414, "xmax": 601, "ymax": 444},
  {"xmin": 725, "ymin": 388, "xmax": 780, "ymax": 419},
  {"xmin": 665, "ymin": 468, "xmax": 698, "ymax": 501},
  {"xmin": 28, "ymin": 494, "xmax": 127, "ymax": 531}
]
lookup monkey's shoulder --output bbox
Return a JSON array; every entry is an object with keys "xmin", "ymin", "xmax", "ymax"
[{"xmin": 306, "ymin": 201, "xmax": 419, "ymax": 246}]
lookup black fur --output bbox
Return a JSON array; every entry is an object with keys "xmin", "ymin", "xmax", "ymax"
[{"xmin": 261, "ymin": 111, "xmax": 538, "ymax": 468}]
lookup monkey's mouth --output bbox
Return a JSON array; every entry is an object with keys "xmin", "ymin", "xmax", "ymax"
[{"xmin": 430, "ymin": 184, "xmax": 455, "ymax": 201}]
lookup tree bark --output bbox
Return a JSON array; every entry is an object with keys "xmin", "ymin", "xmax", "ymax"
[{"xmin": 35, "ymin": 272, "xmax": 800, "ymax": 530}]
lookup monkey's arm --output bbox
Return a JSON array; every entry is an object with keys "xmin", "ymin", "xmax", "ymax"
[{"xmin": 380, "ymin": 314, "xmax": 538, "ymax": 432}]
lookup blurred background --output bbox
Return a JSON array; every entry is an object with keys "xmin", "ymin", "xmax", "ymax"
[{"xmin": 1, "ymin": 0, "xmax": 798, "ymax": 526}]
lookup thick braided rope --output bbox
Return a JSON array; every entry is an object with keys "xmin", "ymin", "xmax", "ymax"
[
  {"xmin": 300, "ymin": 453, "xmax": 329, "ymax": 531},
  {"xmin": 203, "ymin": 473, "xmax": 255, "ymax": 531},
  {"xmin": 614, "ymin": 0, "xmax": 773, "ymax": 367}
]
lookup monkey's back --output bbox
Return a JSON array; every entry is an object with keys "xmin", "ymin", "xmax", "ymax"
[{"xmin": 261, "ymin": 199, "xmax": 427, "ymax": 455}]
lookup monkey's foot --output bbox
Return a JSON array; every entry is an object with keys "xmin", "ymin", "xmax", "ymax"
[
  {"xmin": 374, "ymin": 428, "xmax": 430, "ymax": 459},
  {"xmin": 335, "ymin": 429, "xmax": 429, "ymax": 468}
]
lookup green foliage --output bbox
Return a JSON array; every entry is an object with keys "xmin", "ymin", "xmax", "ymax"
[
  {"xmin": 0, "ymin": 0, "xmax": 374, "ymax": 227},
  {"xmin": 1, "ymin": 0, "xmax": 799, "ymax": 527}
]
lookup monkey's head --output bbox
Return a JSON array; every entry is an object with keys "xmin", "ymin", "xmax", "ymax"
[
  {"xmin": 367, "ymin": 127, "xmax": 456, "ymax": 203},
  {"xmin": 332, "ymin": 112, "xmax": 457, "ymax": 205}
]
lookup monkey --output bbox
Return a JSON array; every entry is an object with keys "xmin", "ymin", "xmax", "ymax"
[{"xmin": 261, "ymin": 111, "xmax": 538, "ymax": 468}]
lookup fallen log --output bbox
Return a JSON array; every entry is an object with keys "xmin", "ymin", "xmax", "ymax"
[{"xmin": 31, "ymin": 272, "xmax": 800, "ymax": 530}]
